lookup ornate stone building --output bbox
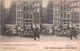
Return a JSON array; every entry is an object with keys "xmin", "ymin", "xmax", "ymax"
[
  {"xmin": 59, "ymin": 1, "xmax": 71, "ymax": 26},
  {"xmin": 53, "ymin": 1, "xmax": 60, "ymax": 26},
  {"xmin": 70, "ymin": 0, "xmax": 80, "ymax": 27},
  {"xmin": 16, "ymin": 0, "xmax": 42, "ymax": 27},
  {"xmin": 59, "ymin": 0, "xmax": 80, "ymax": 27}
]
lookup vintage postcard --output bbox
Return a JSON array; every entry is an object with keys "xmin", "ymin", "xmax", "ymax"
[{"xmin": 0, "ymin": 0, "xmax": 80, "ymax": 51}]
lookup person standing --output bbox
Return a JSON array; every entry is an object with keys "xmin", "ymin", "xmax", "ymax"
[
  {"xmin": 70, "ymin": 27, "xmax": 77, "ymax": 40},
  {"xmin": 33, "ymin": 25, "xmax": 40, "ymax": 40},
  {"xmin": 75, "ymin": 25, "xmax": 79, "ymax": 36}
]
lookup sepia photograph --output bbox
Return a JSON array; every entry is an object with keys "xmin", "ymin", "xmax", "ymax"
[{"xmin": 0, "ymin": 0, "xmax": 80, "ymax": 51}]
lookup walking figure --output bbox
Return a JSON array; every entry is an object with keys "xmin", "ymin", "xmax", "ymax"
[
  {"xmin": 33, "ymin": 25, "xmax": 40, "ymax": 40},
  {"xmin": 70, "ymin": 27, "xmax": 77, "ymax": 40}
]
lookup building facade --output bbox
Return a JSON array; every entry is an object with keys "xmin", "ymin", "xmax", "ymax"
[
  {"xmin": 59, "ymin": 0, "xmax": 80, "ymax": 27},
  {"xmin": 59, "ymin": 1, "xmax": 71, "ymax": 26},
  {"xmin": 70, "ymin": 0, "xmax": 80, "ymax": 27},
  {"xmin": 53, "ymin": 1, "xmax": 60, "ymax": 26},
  {"xmin": 45, "ymin": 0, "xmax": 80, "ymax": 27},
  {"xmin": 9, "ymin": 0, "xmax": 16, "ymax": 24},
  {"xmin": 0, "ymin": 0, "xmax": 1, "ymax": 34},
  {"xmin": 1, "ymin": 0, "xmax": 16, "ymax": 25},
  {"xmin": 1, "ymin": 0, "xmax": 5, "ymax": 34},
  {"xmin": 47, "ymin": 0, "xmax": 54, "ymax": 24},
  {"xmin": 16, "ymin": 0, "xmax": 42, "ymax": 27}
]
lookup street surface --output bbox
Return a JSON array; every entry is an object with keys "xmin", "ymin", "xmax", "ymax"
[
  {"xmin": 0, "ymin": 34, "xmax": 80, "ymax": 42},
  {"xmin": 0, "ymin": 34, "xmax": 80, "ymax": 51}
]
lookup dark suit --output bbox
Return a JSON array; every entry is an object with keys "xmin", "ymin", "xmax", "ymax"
[
  {"xmin": 33, "ymin": 27, "xmax": 40, "ymax": 40},
  {"xmin": 70, "ymin": 27, "xmax": 77, "ymax": 40}
]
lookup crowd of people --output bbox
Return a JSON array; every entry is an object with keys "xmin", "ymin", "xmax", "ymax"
[
  {"xmin": 1, "ymin": 24, "xmax": 80, "ymax": 40},
  {"xmin": 2, "ymin": 24, "xmax": 40, "ymax": 40}
]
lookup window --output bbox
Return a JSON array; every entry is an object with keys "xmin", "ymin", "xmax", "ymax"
[
  {"xmin": 23, "ymin": 5, "xmax": 30, "ymax": 11},
  {"xmin": 30, "ymin": 5, "xmax": 32, "ymax": 8},
  {"xmin": 37, "ymin": 8, "xmax": 40, "ymax": 12},
  {"xmin": 58, "ymin": 19, "xmax": 59, "ymax": 21},
  {"xmin": 64, "ymin": 13, "xmax": 66, "ymax": 18},
  {"xmin": 34, "ymin": 3, "xmax": 40, "ymax": 7},
  {"xmin": 61, "ymin": 13, "xmax": 63, "ymax": 18},
  {"xmin": 37, "ymin": 13, "xmax": 39, "ymax": 16},
  {"xmin": 23, "ymin": 6, "xmax": 26, "ymax": 10},
  {"xmin": 67, "ymin": 14, "xmax": 70, "ymax": 18},
  {"xmin": 23, "ymin": 1, "xmax": 26, "ymax": 5},
  {"xmin": 34, "ymin": 9, "xmax": 36, "ymax": 12},
  {"xmin": 27, "ymin": 13, "xmax": 29, "ymax": 19},
  {"xmin": 58, "ymin": 22, "xmax": 60, "ymax": 24},
  {"xmin": 67, "ymin": 4, "xmax": 70, "ymax": 11},
  {"xmin": 61, "ymin": 6, "xmax": 63, "ymax": 10},
  {"xmin": 37, "ymin": 3, "xmax": 39, "ymax": 6},
  {"xmin": 34, "ymin": 3, "xmax": 36, "ymax": 6},
  {"xmin": 27, "ymin": 5, "xmax": 29, "ymax": 10},
  {"xmin": 30, "ymin": 15, "xmax": 32, "ymax": 19},
  {"xmin": 64, "ymin": 5, "xmax": 66, "ymax": 10},
  {"xmin": 21, "ymin": 19, "xmax": 23, "ymax": 22},
  {"xmin": 17, "ymin": 5, "xmax": 20, "ymax": 10},
  {"xmin": 23, "ymin": 14, "xmax": 26, "ymax": 18},
  {"xmin": 17, "ymin": 12, "xmax": 20, "ymax": 17},
  {"xmin": 74, "ymin": 2, "xmax": 76, "ymax": 5}
]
